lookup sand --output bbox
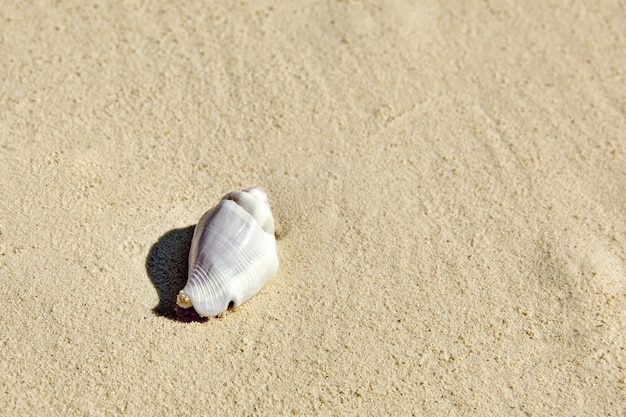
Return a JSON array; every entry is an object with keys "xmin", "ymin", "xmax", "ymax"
[{"xmin": 1, "ymin": 1, "xmax": 625, "ymax": 415}]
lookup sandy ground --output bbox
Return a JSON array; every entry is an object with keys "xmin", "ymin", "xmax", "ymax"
[{"xmin": 1, "ymin": 1, "xmax": 625, "ymax": 416}]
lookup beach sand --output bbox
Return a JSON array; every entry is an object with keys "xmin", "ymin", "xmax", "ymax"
[{"xmin": 1, "ymin": 1, "xmax": 625, "ymax": 415}]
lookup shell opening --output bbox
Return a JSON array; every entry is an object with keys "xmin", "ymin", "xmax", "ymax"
[
  {"xmin": 227, "ymin": 300, "xmax": 235, "ymax": 311},
  {"xmin": 176, "ymin": 293, "xmax": 193, "ymax": 309}
]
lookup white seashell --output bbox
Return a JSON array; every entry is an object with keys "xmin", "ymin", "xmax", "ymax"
[{"xmin": 176, "ymin": 187, "xmax": 279, "ymax": 319}]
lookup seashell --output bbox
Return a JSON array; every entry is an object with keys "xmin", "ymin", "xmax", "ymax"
[{"xmin": 176, "ymin": 187, "xmax": 279, "ymax": 319}]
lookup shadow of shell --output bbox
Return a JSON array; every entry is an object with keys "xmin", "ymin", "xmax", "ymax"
[{"xmin": 145, "ymin": 226, "xmax": 195, "ymax": 320}]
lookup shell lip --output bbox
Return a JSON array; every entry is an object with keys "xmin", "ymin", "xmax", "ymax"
[
  {"xmin": 176, "ymin": 287, "xmax": 241, "ymax": 318},
  {"xmin": 175, "ymin": 293, "xmax": 238, "ymax": 321}
]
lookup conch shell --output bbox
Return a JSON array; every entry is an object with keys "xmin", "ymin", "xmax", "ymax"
[{"xmin": 176, "ymin": 187, "xmax": 279, "ymax": 319}]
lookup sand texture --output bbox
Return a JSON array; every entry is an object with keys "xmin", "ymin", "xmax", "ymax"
[{"xmin": 1, "ymin": 1, "xmax": 625, "ymax": 416}]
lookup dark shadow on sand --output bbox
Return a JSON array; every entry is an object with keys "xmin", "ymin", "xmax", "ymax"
[{"xmin": 146, "ymin": 225, "xmax": 195, "ymax": 319}]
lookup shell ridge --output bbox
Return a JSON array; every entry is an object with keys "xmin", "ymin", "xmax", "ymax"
[
  {"xmin": 188, "ymin": 227, "xmax": 274, "ymax": 314},
  {"xmin": 189, "ymin": 266, "xmax": 224, "ymax": 315},
  {"xmin": 238, "ymin": 235, "xmax": 277, "ymax": 302}
]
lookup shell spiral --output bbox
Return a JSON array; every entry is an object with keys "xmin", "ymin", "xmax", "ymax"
[{"xmin": 176, "ymin": 187, "xmax": 279, "ymax": 318}]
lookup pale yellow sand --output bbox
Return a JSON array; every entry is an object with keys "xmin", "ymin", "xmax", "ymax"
[{"xmin": 1, "ymin": 1, "xmax": 625, "ymax": 415}]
